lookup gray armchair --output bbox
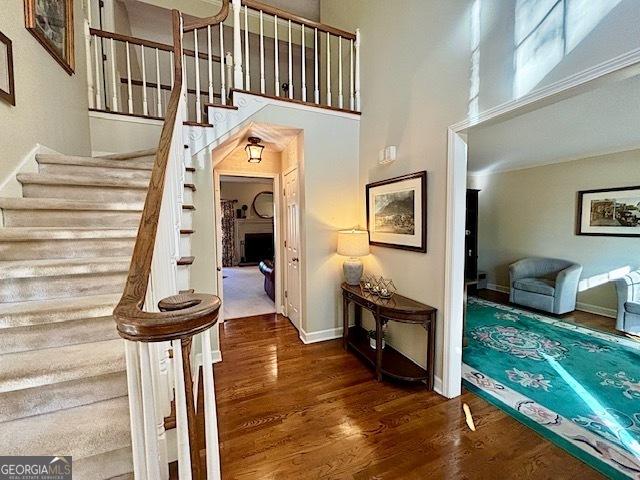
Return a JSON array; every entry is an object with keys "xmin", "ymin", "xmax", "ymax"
[
  {"xmin": 509, "ymin": 257, "xmax": 583, "ymax": 315},
  {"xmin": 615, "ymin": 270, "xmax": 640, "ymax": 334}
]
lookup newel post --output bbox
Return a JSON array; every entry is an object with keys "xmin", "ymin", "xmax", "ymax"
[
  {"xmin": 355, "ymin": 28, "xmax": 361, "ymax": 112},
  {"xmin": 232, "ymin": 0, "xmax": 244, "ymax": 90}
]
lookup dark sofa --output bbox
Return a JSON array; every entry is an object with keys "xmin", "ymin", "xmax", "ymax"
[{"xmin": 258, "ymin": 260, "xmax": 275, "ymax": 301}]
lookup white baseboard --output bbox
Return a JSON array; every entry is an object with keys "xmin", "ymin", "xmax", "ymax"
[
  {"xmin": 433, "ymin": 375, "xmax": 443, "ymax": 395},
  {"xmin": 299, "ymin": 326, "xmax": 343, "ymax": 344},
  {"xmin": 486, "ymin": 283, "xmax": 617, "ymax": 318}
]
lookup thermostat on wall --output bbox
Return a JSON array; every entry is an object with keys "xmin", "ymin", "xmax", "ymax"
[{"xmin": 378, "ymin": 146, "xmax": 397, "ymax": 165}]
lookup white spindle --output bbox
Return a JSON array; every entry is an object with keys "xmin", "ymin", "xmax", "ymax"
[
  {"xmin": 301, "ymin": 24, "xmax": 306, "ymax": 102},
  {"xmin": 124, "ymin": 341, "xmax": 147, "ymax": 480},
  {"xmin": 110, "ymin": 38, "xmax": 118, "ymax": 111},
  {"xmin": 259, "ymin": 11, "xmax": 265, "ymax": 94},
  {"xmin": 93, "ymin": 35, "xmax": 102, "ymax": 109},
  {"xmin": 225, "ymin": 52, "xmax": 233, "ymax": 101},
  {"xmin": 326, "ymin": 32, "xmax": 331, "ymax": 107},
  {"xmin": 219, "ymin": 24, "xmax": 226, "ymax": 104},
  {"xmin": 170, "ymin": 52, "xmax": 175, "ymax": 88},
  {"xmin": 274, "ymin": 15, "xmax": 279, "ymax": 96},
  {"xmin": 201, "ymin": 330, "xmax": 222, "ymax": 479},
  {"xmin": 139, "ymin": 343, "xmax": 162, "ymax": 479},
  {"xmin": 155, "ymin": 48, "xmax": 162, "ymax": 116},
  {"xmin": 194, "ymin": 29, "xmax": 202, "ymax": 123},
  {"xmin": 355, "ymin": 28, "xmax": 361, "ymax": 111},
  {"xmin": 207, "ymin": 25, "xmax": 213, "ymax": 103},
  {"xmin": 126, "ymin": 42, "xmax": 133, "ymax": 113},
  {"xmin": 244, "ymin": 5, "xmax": 250, "ymax": 90},
  {"xmin": 349, "ymin": 39, "xmax": 354, "ymax": 110},
  {"xmin": 141, "ymin": 45, "xmax": 149, "ymax": 116},
  {"xmin": 338, "ymin": 36, "xmax": 343, "ymax": 109},
  {"xmin": 232, "ymin": 0, "xmax": 243, "ymax": 89},
  {"xmin": 172, "ymin": 339, "xmax": 192, "ymax": 479},
  {"xmin": 84, "ymin": 21, "xmax": 95, "ymax": 108},
  {"xmin": 183, "ymin": 54, "xmax": 189, "ymax": 117},
  {"xmin": 314, "ymin": 28, "xmax": 319, "ymax": 104},
  {"xmin": 287, "ymin": 20, "xmax": 293, "ymax": 99}
]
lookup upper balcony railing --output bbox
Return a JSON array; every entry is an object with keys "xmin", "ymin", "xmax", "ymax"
[{"xmin": 84, "ymin": 0, "xmax": 360, "ymax": 123}]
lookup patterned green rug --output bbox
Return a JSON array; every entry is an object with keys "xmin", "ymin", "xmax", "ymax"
[{"xmin": 463, "ymin": 298, "xmax": 640, "ymax": 479}]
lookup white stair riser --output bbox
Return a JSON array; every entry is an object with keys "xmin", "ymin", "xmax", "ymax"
[
  {"xmin": 22, "ymin": 184, "xmax": 147, "ymax": 203},
  {"xmin": 185, "ymin": 171, "xmax": 194, "ymax": 183},
  {"xmin": 0, "ymin": 316, "xmax": 118, "ymax": 354},
  {"xmin": 182, "ymin": 210, "xmax": 193, "ymax": 229},
  {"xmin": 2, "ymin": 210, "xmax": 141, "ymax": 228},
  {"xmin": 0, "ymin": 272, "xmax": 127, "ymax": 302},
  {"xmin": 184, "ymin": 188, "xmax": 193, "ymax": 204},
  {"xmin": 180, "ymin": 235, "xmax": 191, "ymax": 256},
  {"xmin": 0, "ymin": 238, "xmax": 135, "ymax": 261},
  {"xmin": 0, "ymin": 371, "xmax": 127, "ymax": 423},
  {"xmin": 39, "ymin": 163, "xmax": 152, "ymax": 180},
  {"xmin": 177, "ymin": 264, "xmax": 190, "ymax": 291}
]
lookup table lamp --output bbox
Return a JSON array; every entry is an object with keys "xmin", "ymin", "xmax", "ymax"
[{"xmin": 337, "ymin": 229, "xmax": 370, "ymax": 285}]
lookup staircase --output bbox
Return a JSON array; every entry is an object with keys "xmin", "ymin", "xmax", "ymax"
[{"xmin": 0, "ymin": 150, "xmax": 156, "ymax": 479}]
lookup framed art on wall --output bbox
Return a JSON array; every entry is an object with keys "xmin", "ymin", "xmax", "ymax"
[
  {"xmin": 0, "ymin": 31, "xmax": 15, "ymax": 106},
  {"xmin": 366, "ymin": 171, "xmax": 427, "ymax": 252},
  {"xmin": 577, "ymin": 186, "xmax": 640, "ymax": 237},
  {"xmin": 24, "ymin": 0, "xmax": 75, "ymax": 74}
]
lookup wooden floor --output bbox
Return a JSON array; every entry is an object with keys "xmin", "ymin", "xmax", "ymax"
[
  {"xmin": 208, "ymin": 313, "xmax": 602, "ymax": 479},
  {"xmin": 475, "ymin": 288, "xmax": 620, "ymax": 336}
]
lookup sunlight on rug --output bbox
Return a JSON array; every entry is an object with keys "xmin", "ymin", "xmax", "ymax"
[{"xmin": 463, "ymin": 298, "xmax": 640, "ymax": 479}]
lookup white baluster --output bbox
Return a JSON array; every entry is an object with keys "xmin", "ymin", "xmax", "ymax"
[
  {"xmin": 287, "ymin": 20, "xmax": 293, "ymax": 99},
  {"xmin": 124, "ymin": 341, "xmax": 147, "ymax": 480},
  {"xmin": 326, "ymin": 32, "xmax": 331, "ymax": 107},
  {"xmin": 84, "ymin": 21, "xmax": 94, "ymax": 108},
  {"xmin": 225, "ymin": 52, "xmax": 233, "ymax": 101},
  {"xmin": 141, "ymin": 45, "xmax": 148, "ymax": 116},
  {"xmin": 232, "ymin": 0, "xmax": 243, "ymax": 89},
  {"xmin": 170, "ymin": 52, "xmax": 175, "ymax": 88},
  {"xmin": 155, "ymin": 48, "xmax": 162, "ymax": 116},
  {"xmin": 355, "ymin": 28, "xmax": 361, "ymax": 111},
  {"xmin": 109, "ymin": 38, "xmax": 118, "ymax": 111},
  {"xmin": 207, "ymin": 25, "xmax": 213, "ymax": 103},
  {"xmin": 139, "ymin": 342, "xmax": 162, "ymax": 479},
  {"xmin": 349, "ymin": 39, "xmax": 354, "ymax": 110},
  {"xmin": 301, "ymin": 24, "xmax": 306, "ymax": 102},
  {"xmin": 274, "ymin": 14, "xmax": 279, "ymax": 96},
  {"xmin": 93, "ymin": 35, "xmax": 102, "ymax": 109},
  {"xmin": 244, "ymin": 5, "xmax": 250, "ymax": 90},
  {"xmin": 194, "ymin": 29, "xmax": 202, "ymax": 123},
  {"xmin": 201, "ymin": 330, "xmax": 221, "ymax": 480},
  {"xmin": 172, "ymin": 340, "xmax": 192, "ymax": 479},
  {"xmin": 219, "ymin": 24, "xmax": 226, "ymax": 104},
  {"xmin": 126, "ymin": 42, "xmax": 133, "ymax": 113},
  {"xmin": 338, "ymin": 36, "xmax": 343, "ymax": 109},
  {"xmin": 314, "ymin": 28, "xmax": 319, "ymax": 104},
  {"xmin": 183, "ymin": 54, "xmax": 189, "ymax": 118},
  {"xmin": 259, "ymin": 10, "xmax": 265, "ymax": 94}
]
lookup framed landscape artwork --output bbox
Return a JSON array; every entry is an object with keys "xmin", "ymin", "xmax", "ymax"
[
  {"xmin": 366, "ymin": 171, "xmax": 427, "ymax": 252},
  {"xmin": 24, "ymin": 0, "xmax": 75, "ymax": 74},
  {"xmin": 577, "ymin": 186, "xmax": 640, "ymax": 237},
  {"xmin": 0, "ymin": 31, "xmax": 15, "ymax": 106}
]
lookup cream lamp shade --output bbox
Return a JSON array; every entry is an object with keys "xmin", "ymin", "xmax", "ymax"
[{"xmin": 337, "ymin": 230, "xmax": 370, "ymax": 257}]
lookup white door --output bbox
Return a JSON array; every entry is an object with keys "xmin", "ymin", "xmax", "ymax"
[
  {"xmin": 284, "ymin": 168, "xmax": 301, "ymax": 330},
  {"xmin": 213, "ymin": 171, "xmax": 225, "ymax": 323}
]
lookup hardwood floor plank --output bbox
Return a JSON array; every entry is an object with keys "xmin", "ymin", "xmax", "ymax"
[{"xmin": 196, "ymin": 313, "xmax": 603, "ymax": 479}]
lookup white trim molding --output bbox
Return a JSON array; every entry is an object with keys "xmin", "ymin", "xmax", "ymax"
[
  {"xmin": 89, "ymin": 109, "xmax": 164, "ymax": 126},
  {"xmin": 299, "ymin": 326, "xmax": 343, "ymax": 344}
]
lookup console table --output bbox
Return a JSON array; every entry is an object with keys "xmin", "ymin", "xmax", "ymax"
[{"xmin": 341, "ymin": 283, "xmax": 437, "ymax": 390}]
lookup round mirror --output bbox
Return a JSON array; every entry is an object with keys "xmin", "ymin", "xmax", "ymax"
[{"xmin": 252, "ymin": 191, "xmax": 274, "ymax": 219}]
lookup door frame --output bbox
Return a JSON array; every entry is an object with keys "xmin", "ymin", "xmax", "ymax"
[
  {"xmin": 281, "ymin": 164, "xmax": 302, "ymax": 329},
  {"xmin": 213, "ymin": 169, "xmax": 283, "ymax": 322},
  {"xmin": 441, "ymin": 48, "xmax": 640, "ymax": 398}
]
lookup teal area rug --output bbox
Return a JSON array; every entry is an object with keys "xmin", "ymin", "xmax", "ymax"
[{"xmin": 463, "ymin": 298, "xmax": 640, "ymax": 479}]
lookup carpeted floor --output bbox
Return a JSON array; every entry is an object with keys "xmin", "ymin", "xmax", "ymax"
[
  {"xmin": 463, "ymin": 298, "xmax": 640, "ymax": 479},
  {"xmin": 222, "ymin": 266, "xmax": 275, "ymax": 320}
]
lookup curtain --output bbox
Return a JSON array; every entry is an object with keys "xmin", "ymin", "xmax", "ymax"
[{"xmin": 221, "ymin": 200, "xmax": 236, "ymax": 267}]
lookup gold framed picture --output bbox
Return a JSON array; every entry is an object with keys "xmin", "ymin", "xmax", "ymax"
[
  {"xmin": 0, "ymin": 31, "xmax": 15, "ymax": 106},
  {"xmin": 24, "ymin": 0, "xmax": 75, "ymax": 75}
]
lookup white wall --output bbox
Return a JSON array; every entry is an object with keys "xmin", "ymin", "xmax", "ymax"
[
  {"xmin": 220, "ymin": 179, "xmax": 274, "ymax": 220},
  {"xmin": 320, "ymin": 0, "xmax": 640, "ymax": 382},
  {"xmin": 0, "ymin": 0, "xmax": 91, "ymax": 196},
  {"xmin": 474, "ymin": 148, "xmax": 640, "ymax": 316},
  {"xmin": 89, "ymin": 113, "xmax": 162, "ymax": 154}
]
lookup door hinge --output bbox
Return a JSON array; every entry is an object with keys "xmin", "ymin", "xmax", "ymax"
[
  {"xmin": 283, "ymin": 189, "xmax": 286, "ymax": 196},
  {"xmin": 102, "ymin": 54, "xmax": 107, "ymax": 62},
  {"xmin": 284, "ymin": 290, "xmax": 288, "ymax": 298},
  {"xmin": 284, "ymin": 240, "xmax": 287, "ymax": 247}
]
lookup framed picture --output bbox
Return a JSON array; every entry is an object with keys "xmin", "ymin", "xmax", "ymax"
[
  {"xmin": 0, "ymin": 31, "xmax": 15, "ymax": 106},
  {"xmin": 577, "ymin": 186, "xmax": 640, "ymax": 237},
  {"xmin": 24, "ymin": 0, "xmax": 75, "ymax": 75},
  {"xmin": 366, "ymin": 171, "xmax": 427, "ymax": 252}
]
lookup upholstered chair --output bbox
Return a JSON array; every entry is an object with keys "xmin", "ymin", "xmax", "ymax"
[
  {"xmin": 615, "ymin": 270, "xmax": 640, "ymax": 334},
  {"xmin": 509, "ymin": 257, "xmax": 583, "ymax": 315}
]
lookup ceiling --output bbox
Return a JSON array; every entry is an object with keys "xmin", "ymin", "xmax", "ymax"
[
  {"xmin": 467, "ymin": 73, "xmax": 640, "ymax": 174},
  {"xmin": 213, "ymin": 122, "xmax": 301, "ymax": 164}
]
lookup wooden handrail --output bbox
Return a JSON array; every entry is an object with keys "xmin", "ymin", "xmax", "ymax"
[
  {"xmin": 113, "ymin": 9, "xmax": 221, "ymax": 344},
  {"xmin": 90, "ymin": 28, "xmax": 221, "ymax": 63},
  {"xmin": 183, "ymin": 0, "xmax": 230, "ymax": 32},
  {"xmin": 241, "ymin": 0, "xmax": 356, "ymax": 40}
]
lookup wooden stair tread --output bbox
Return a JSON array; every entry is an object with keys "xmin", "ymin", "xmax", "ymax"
[
  {"xmin": 177, "ymin": 256, "xmax": 195, "ymax": 266},
  {"xmin": 203, "ymin": 102, "xmax": 238, "ymax": 110},
  {"xmin": 182, "ymin": 204, "xmax": 195, "ymax": 210},
  {"xmin": 184, "ymin": 183, "xmax": 196, "ymax": 191},
  {"xmin": 185, "ymin": 166, "xmax": 196, "ymax": 172},
  {"xmin": 183, "ymin": 121, "xmax": 213, "ymax": 128},
  {"xmin": 180, "ymin": 229, "xmax": 194, "ymax": 234}
]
